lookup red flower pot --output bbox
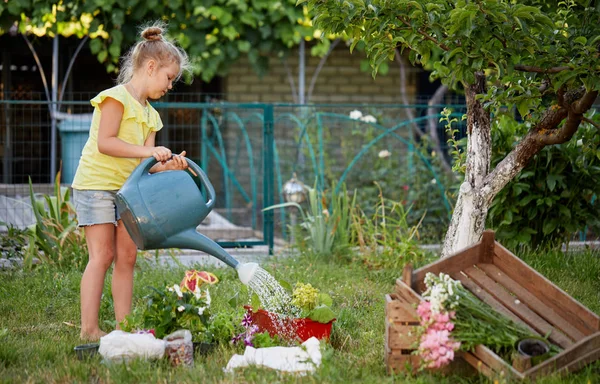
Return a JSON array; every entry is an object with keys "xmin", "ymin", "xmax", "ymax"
[{"xmin": 244, "ymin": 306, "xmax": 334, "ymax": 342}]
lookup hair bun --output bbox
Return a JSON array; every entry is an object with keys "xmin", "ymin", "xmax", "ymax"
[{"xmin": 141, "ymin": 27, "xmax": 163, "ymax": 41}]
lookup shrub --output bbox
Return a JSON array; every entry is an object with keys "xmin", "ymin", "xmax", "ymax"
[{"xmin": 487, "ymin": 115, "xmax": 600, "ymax": 247}]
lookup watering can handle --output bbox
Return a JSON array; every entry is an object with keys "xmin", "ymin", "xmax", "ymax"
[{"xmin": 136, "ymin": 157, "xmax": 216, "ymax": 211}]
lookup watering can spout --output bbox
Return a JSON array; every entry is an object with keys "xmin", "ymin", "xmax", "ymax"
[{"xmin": 162, "ymin": 229, "xmax": 240, "ymax": 269}]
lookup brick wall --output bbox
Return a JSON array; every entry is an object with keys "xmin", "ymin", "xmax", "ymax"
[{"xmin": 224, "ymin": 45, "xmax": 420, "ymax": 104}]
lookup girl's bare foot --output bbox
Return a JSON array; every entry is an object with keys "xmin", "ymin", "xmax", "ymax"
[{"xmin": 80, "ymin": 329, "xmax": 107, "ymax": 341}]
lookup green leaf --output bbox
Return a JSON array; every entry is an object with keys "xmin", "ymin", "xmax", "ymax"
[
  {"xmin": 251, "ymin": 293, "xmax": 261, "ymax": 312},
  {"xmin": 278, "ymin": 279, "xmax": 292, "ymax": 293},
  {"xmin": 317, "ymin": 293, "xmax": 333, "ymax": 307},
  {"xmin": 542, "ymin": 220, "xmax": 557, "ymax": 235},
  {"xmin": 307, "ymin": 305, "xmax": 336, "ymax": 324}
]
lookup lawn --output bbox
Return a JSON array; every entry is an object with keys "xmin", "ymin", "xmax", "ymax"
[{"xmin": 0, "ymin": 247, "xmax": 599, "ymax": 384}]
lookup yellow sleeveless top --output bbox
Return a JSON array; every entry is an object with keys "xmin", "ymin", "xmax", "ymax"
[{"xmin": 71, "ymin": 85, "xmax": 163, "ymax": 190}]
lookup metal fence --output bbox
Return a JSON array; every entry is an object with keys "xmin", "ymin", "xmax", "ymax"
[{"xmin": 0, "ymin": 95, "xmax": 468, "ymax": 248}]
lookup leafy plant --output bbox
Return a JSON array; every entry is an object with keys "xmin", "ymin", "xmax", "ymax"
[
  {"xmin": 265, "ymin": 182, "xmax": 356, "ymax": 257},
  {"xmin": 25, "ymin": 173, "xmax": 87, "ymax": 270},
  {"xmin": 122, "ymin": 270, "xmax": 217, "ymax": 342},
  {"xmin": 291, "ymin": 282, "xmax": 336, "ymax": 324},
  {"xmin": 488, "ymin": 116, "xmax": 600, "ymax": 247},
  {"xmin": 1, "ymin": 0, "xmax": 339, "ymax": 82},
  {"xmin": 351, "ymin": 184, "xmax": 430, "ymax": 270},
  {"xmin": 0, "ymin": 223, "xmax": 29, "ymax": 260}
]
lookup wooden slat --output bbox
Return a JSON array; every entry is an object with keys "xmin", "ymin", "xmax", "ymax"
[
  {"xmin": 479, "ymin": 230, "xmax": 495, "ymax": 263},
  {"xmin": 451, "ymin": 271, "xmax": 541, "ymax": 337},
  {"xmin": 526, "ymin": 332, "xmax": 600, "ymax": 379},
  {"xmin": 394, "ymin": 279, "xmax": 422, "ymax": 305},
  {"xmin": 385, "ymin": 294, "xmax": 419, "ymax": 323},
  {"xmin": 461, "ymin": 351, "xmax": 496, "ymax": 378},
  {"xmin": 412, "ymin": 242, "xmax": 482, "ymax": 292},
  {"xmin": 555, "ymin": 349, "xmax": 600, "ymax": 377},
  {"xmin": 478, "ymin": 263, "xmax": 586, "ymax": 342},
  {"xmin": 493, "ymin": 243, "xmax": 600, "ymax": 336},
  {"xmin": 385, "ymin": 349, "xmax": 420, "ymax": 374},
  {"xmin": 386, "ymin": 317, "xmax": 418, "ymax": 349},
  {"xmin": 402, "ymin": 264, "xmax": 413, "ymax": 287},
  {"xmin": 464, "ymin": 266, "xmax": 573, "ymax": 349},
  {"xmin": 472, "ymin": 344, "xmax": 525, "ymax": 380}
]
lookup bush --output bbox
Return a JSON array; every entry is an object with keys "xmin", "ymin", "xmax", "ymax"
[{"xmin": 487, "ymin": 115, "xmax": 600, "ymax": 247}]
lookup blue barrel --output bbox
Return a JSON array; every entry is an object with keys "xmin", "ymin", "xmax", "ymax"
[{"xmin": 58, "ymin": 117, "xmax": 91, "ymax": 183}]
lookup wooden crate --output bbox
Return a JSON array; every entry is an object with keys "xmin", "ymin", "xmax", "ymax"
[
  {"xmin": 387, "ymin": 230, "xmax": 600, "ymax": 380},
  {"xmin": 384, "ymin": 288, "xmax": 420, "ymax": 374}
]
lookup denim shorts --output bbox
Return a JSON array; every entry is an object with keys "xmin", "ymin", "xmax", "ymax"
[{"xmin": 72, "ymin": 189, "xmax": 120, "ymax": 227}]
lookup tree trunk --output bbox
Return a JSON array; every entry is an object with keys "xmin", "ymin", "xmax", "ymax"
[
  {"xmin": 441, "ymin": 73, "xmax": 490, "ymax": 257},
  {"xmin": 441, "ymin": 82, "xmax": 598, "ymax": 257}
]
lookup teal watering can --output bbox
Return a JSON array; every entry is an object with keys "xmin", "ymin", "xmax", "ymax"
[{"xmin": 115, "ymin": 157, "xmax": 258, "ymax": 285}]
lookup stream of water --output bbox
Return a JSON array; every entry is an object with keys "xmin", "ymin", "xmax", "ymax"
[{"xmin": 248, "ymin": 266, "xmax": 301, "ymax": 318}]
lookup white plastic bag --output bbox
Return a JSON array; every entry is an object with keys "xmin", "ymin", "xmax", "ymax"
[
  {"xmin": 224, "ymin": 336, "xmax": 322, "ymax": 374},
  {"xmin": 98, "ymin": 330, "xmax": 165, "ymax": 361}
]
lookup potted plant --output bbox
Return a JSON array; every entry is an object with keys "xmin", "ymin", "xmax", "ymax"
[
  {"xmin": 122, "ymin": 270, "xmax": 219, "ymax": 347},
  {"xmin": 244, "ymin": 282, "xmax": 336, "ymax": 342}
]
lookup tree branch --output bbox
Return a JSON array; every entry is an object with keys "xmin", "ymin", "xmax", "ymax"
[
  {"xmin": 281, "ymin": 58, "xmax": 298, "ymax": 104},
  {"xmin": 514, "ymin": 65, "xmax": 570, "ymax": 74},
  {"xmin": 572, "ymin": 90, "xmax": 599, "ymax": 114},
  {"xmin": 307, "ymin": 38, "xmax": 340, "ymax": 103},
  {"xmin": 394, "ymin": 50, "xmax": 425, "ymax": 138},
  {"xmin": 583, "ymin": 116, "xmax": 600, "ymax": 130},
  {"xmin": 396, "ymin": 16, "xmax": 450, "ymax": 51},
  {"xmin": 480, "ymin": 89, "xmax": 598, "ymax": 203}
]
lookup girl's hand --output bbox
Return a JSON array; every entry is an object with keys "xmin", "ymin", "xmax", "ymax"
[
  {"xmin": 162, "ymin": 151, "xmax": 189, "ymax": 171},
  {"xmin": 151, "ymin": 146, "xmax": 172, "ymax": 163}
]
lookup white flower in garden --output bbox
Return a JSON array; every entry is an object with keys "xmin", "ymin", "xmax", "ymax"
[
  {"xmin": 360, "ymin": 114, "xmax": 377, "ymax": 123},
  {"xmin": 167, "ymin": 286, "xmax": 174, "ymax": 292},
  {"xmin": 173, "ymin": 284, "xmax": 183, "ymax": 298},
  {"xmin": 378, "ymin": 149, "xmax": 391, "ymax": 158},
  {"xmin": 430, "ymin": 178, "xmax": 437, "ymax": 184},
  {"xmin": 177, "ymin": 305, "xmax": 185, "ymax": 312},
  {"xmin": 197, "ymin": 306, "xmax": 206, "ymax": 315},
  {"xmin": 194, "ymin": 285, "xmax": 202, "ymax": 300},
  {"xmin": 349, "ymin": 110, "xmax": 363, "ymax": 120},
  {"xmin": 577, "ymin": 139, "xmax": 583, "ymax": 146},
  {"xmin": 205, "ymin": 289, "xmax": 211, "ymax": 307}
]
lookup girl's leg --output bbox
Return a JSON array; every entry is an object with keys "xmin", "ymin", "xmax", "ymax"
[
  {"xmin": 112, "ymin": 220, "xmax": 138, "ymax": 328},
  {"xmin": 80, "ymin": 223, "xmax": 116, "ymax": 340}
]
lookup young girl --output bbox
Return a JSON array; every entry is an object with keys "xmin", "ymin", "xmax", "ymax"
[{"xmin": 72, "ymin": 22, "xmax": 191, "ymax": 341}]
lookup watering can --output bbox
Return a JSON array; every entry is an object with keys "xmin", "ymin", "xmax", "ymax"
[{"xmin": 115, "ymin": 157, "xmax": 258, "ymax": 285}]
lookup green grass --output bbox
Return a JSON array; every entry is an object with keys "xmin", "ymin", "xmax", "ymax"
[{"xmin": 0, "ymin": 248, "xmax": 599, "ymax": 384}]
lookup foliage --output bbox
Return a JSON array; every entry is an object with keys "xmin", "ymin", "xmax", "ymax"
[
  {"xmin": 301, "ymin": 0, "xmax": 599, "ymax": 101},
  {"xmin": 351, "ymin": 185, "xmax": 430, "ymax": 270},
  {"xmin": 25, "ymin": 174, "xmax": 87, "ymax": 270},
  {"xmin": 0, "ymin": 0, "xmax": 338, "ymax": 81},
  {"xmin": 121, "ymin": 270, "xmax": 217, "ymax": 342},
  {"xmin": 0, "ymin": 223, "xmax": 29, "ymax": 260},
  {"xmin": 291, "ymin": 282, "xmax": 335, "ymax": 323},
  {"xmin": 441, "ymin": 108, "xmax": 467, "ymax": 176},
  {"xmin": 488, "ymin": 115, "xmax": 600, "ymax": 247},
  {"xmin": 204, "ymin": 311, "xmax": 240, "ymax": 345},
  {"xmin": 265, "ymin": 182, "xmax": 355, "ymax": 257},
  {"xmin": 303, "ymin": 0, "xmax": 600, "ymax": 251}
]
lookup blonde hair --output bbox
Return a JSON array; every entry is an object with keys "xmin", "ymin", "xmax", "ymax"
[{"xmin": 117, "ymin": 21, "xmax": 191, "ymax": 84}]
